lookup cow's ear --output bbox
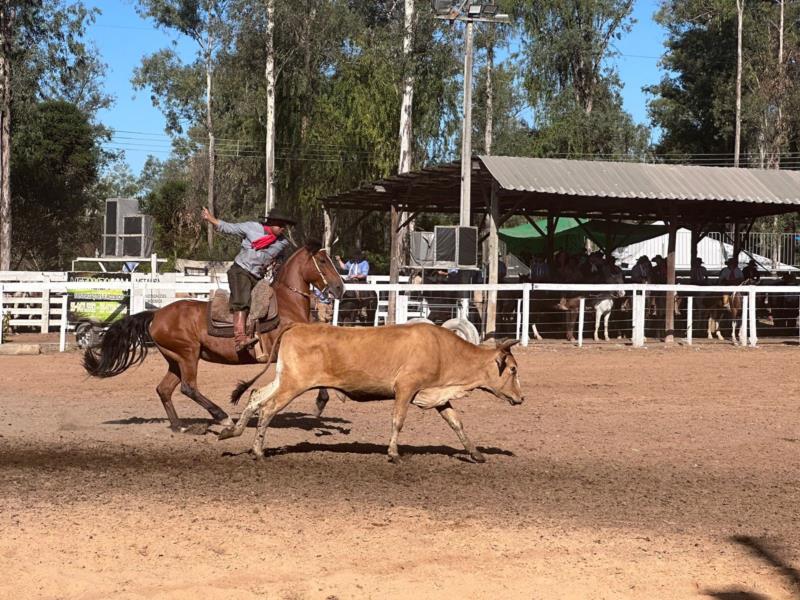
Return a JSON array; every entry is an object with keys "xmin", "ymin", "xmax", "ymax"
[
  {"xmin": 496, "ymin": 339, "xmax": 519, "ymax": 354},
  {"xmin": 495, "ymin": 351, "xmax": 508, "ymax": 375}
]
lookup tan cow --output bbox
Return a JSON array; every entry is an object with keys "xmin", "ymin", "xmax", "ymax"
[{"xmin": 218, "ymin": 322, "xmax": 524, "ymax": 462}]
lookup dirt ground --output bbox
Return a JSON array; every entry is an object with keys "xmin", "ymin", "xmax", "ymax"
[{"xmin": 1, "ymin": 343, "xmax": 799, "ymax": 600}]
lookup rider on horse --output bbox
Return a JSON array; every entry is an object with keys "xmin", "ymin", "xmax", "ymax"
[{"xmin": 201, "ymin": 206, "xmax": 295, "ymax": 351}]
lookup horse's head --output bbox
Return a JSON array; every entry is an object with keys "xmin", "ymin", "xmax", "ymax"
[{"xmin": 300, "ymin": 240, "xmax": 345, "ymax": 300}]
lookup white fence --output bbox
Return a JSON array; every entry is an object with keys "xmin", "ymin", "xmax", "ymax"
[{"xmin": 2, "ymin": 273, "xmax": 800, "ymax": 351}]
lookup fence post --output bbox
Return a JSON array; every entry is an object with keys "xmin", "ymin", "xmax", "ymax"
[
  {"xmin": 577, "ymin": 296, "xmax": 585, "ymax": 347},
  {"xmin": 0, "ymin": 283, "xmax": 4, "ymax": 345},
  {"xmin": 396, "ymin": 293, "xmax": 408, "ymax": 324},
  {"xmin": 59, "ymin": 294, "xmax": 68, "ymax": 352},
  {"xmin": 632, "ymin": 290, "xmax": 645, "ymax": 348},
  {"xmin": 748, "ymin": 289, "xmax": 757, "ymax": 347},
  {"xmin": 521, "ymin": 284, "xmax": 530, "ymax": 346},
  {"xmin": 332, "ymin": 298, "xmax": 340, "ymax": 326},
  {"xmin": 739, "ymin": 295, "xmax": 748, "ymax": 346},
  {"xmin": 515, "ymin": 299, "xmax": 522, "ymax": 340},
  {"xmin": 686, "ymin": 295, "xmax": 693, "ymax": 345},
  {"xmin": 41, "ymin": 277, "xmax": 50, "ymax": 333}
]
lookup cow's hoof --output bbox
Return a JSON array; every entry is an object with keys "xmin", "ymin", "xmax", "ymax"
[
  {"xmin": 470, "ymin": 451, "xmax": 486, "ymax": 463},
  {"xmin": 217, "ymin": 427, "xmax": 235, "ymax": 441},
  {"xmin": 388, "ymin": 453, "xmax": 403, "ymax": 464}
]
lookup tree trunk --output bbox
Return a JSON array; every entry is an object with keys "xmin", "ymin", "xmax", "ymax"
[
  {"xmin": 0, "ymin": 7, "xmax": 13, "ymax": 271},
  {"xmin": 205, "ymin": 42, "xmax": 215, "ymax": 250},
  {"xmin": 264, "ymin": 0, "xmax": 276, "ymax": 216},
  {"xmin": 484, "ymin": 41, "xmax": 493, "ymax": 156},
  {"xmin": 734, "ymin": 0, "xmax": 744, "ymax": 168}
]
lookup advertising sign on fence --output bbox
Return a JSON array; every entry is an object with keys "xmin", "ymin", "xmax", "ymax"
[{"xmin": 66, "ymin": 272, "xmax": 130, "ymax": 325}]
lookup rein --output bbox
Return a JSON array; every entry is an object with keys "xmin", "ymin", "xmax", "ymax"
[{"xmin": 276, "ymin": 252, "xmax": 335, "ymax": 300}]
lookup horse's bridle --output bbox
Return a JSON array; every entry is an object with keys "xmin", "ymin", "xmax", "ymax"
[{"xmin": 283, "ymin": 252, "xmax": 337, "ymax": 300}]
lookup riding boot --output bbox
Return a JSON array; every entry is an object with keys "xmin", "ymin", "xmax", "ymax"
[{"xmin": 233, "ymin": 310, "xmax": 257, "ymax": 352}]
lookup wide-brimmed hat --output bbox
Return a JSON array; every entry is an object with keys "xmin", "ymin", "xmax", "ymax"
[{"xmin": 261, "ymin": 208, "xmax": 296, "ymax": 226}]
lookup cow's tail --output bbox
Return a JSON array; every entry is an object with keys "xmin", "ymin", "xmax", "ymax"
[
  {"xmin": 230, "ymin": 323, "xmax": 298, "ymax": 405},
  {"xmin": 83, "ymin": 311, "xmax": 155, "ymax": 378}
]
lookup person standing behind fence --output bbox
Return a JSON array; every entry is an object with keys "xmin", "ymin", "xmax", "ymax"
[
  {"xmin": 629, "ymin": 255, "xmax": 652, "ymax": 283},
  {"xmin": 337, "ymin": 249, "xmax": 370, "ymax": 282},
  {"xmin": 530, "ymin": 254, "xmax": 550, "ymax": 283},
  {"xmin": 743, "ymin": 259, "xmax": 761, "ymax": 282},
  {"xmin": 690, "ymin": 257, "xmax": 708, "ymax": 286},
  {"xmin": 719, "ymin": 257, "xmax": 744, "ymax": 308},
  {"xmin": 201, "ymin": 207, "xmax": 294, "ymax": 351}
]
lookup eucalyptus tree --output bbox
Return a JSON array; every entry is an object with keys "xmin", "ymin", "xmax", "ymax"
[
  {"xmin": 135, "ymin": 0, "xmax": 233, "ymax": 250},
  {"xmin": 0, "ymin": 1, "xmax": 110, "ymax": 270}
]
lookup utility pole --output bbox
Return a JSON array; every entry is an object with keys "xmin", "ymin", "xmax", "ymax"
[
  {"xmin": 432, "ymin": 1, "xmax": 509, "ymax": 227},
  {"xmin": 460, "ymin": 19, "xmax": 474, "ymax": 227}
]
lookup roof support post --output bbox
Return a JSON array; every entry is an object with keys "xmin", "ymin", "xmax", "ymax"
[
  {"xmin": 387, "ymin": 203, "xmax": 401, "ymax": 324},
  {"xmin": 546, "ymin": 211, "xmax": 556, "ymax": 265},
  {"xmin": 486, "ymin": 182, "xmax": 499, "ymax": 338},
  {"xmin": 690, "ymin": 226, "xmax": 699, "ymax": 268},
  {"xmin": 665, "ymin": 208, "xmax": 678, "ymax": 344},
  {"xmin": 733, "ymin": 221, "xmax": 741, "ymax": 263}
]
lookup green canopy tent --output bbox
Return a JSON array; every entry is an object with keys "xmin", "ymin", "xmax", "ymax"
[{"xmin": 499, "ymin": 218, "xmax": 668, "ymax": 258}]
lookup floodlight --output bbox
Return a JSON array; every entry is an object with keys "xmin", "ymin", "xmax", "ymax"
[
  {"xmin": 467, "ymin": 2, "xmax": 482, "ymax": 17},
  {"xmin": 431, "ymin": 0, "xmax": 452, "ymax": 15},
  {"xmin": 481, "ymin": 1, "xmax": 498, "ymax": 16}
]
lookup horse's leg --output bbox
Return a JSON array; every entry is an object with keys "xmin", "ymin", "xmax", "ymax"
[
  {"xmin": 532, "ymin": 322, "xmax": 542, "ymax": 341},
  {"xmin": 156, "ymin": 357, "xmax": 182, "ymax": 431},
  {"xmin": 176, "ymin": 348, "xmax": 233, "ymax": 428},
  {"xmin": 603, "ymin": 309, "xmax": 611, "ymax": 341},
  {"xmin": 593, "ymin": 304, "xmax": 602, "ymax": 341}
]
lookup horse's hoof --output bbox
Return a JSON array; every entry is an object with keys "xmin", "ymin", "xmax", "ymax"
[
  {"xmin": 218, "ymin": 417, "xmax": 234, "ymax": 428},
  {"xmin": 388, "ymin": 453, "xmax": 403, "ymax": 464},
  {"xmin": 180, "ymin": 423, "xmax": 209, "ymax": 435}
]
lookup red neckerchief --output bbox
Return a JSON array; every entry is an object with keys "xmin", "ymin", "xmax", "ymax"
[{"xmin": 252, "ymin": 226, "xmax": 277, "ymax": 250}]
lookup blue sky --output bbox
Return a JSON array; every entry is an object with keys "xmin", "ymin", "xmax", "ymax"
[{"xmin": 87, "ymin": 0, "xmax": 667, "ymax": 175}]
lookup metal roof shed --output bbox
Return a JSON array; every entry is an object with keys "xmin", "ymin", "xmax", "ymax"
[{"xmin": 323, "ymin": 157, "xmax": 800, "ymax": 341}]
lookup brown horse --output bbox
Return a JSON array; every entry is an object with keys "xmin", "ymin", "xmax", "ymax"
[{"xmin": 83, "ymin": 242, "xmax": 345, "ymax": 431}]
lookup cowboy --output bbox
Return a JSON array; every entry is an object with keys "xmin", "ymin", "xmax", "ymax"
[
  {"xmin": 718, "ymin": 257, "xmax": 744, "ymax": 309},
  {"xmin": 742, "ymin": 258, "xmax": 762, "ymax": 282},
  {"xmin": 629, "ymin": 255, "xmax": 652, "ymax": 284},
  {"xmin": 201, "ymin": 206, "xmax": 294, "ymax": 351},
  {"xmin": 690, "ymin": 257, "xmax": 708, "ymax": 286},
  {"xmin": 336, "ymin": 249, "xmax": 370, "ymax": 282}
]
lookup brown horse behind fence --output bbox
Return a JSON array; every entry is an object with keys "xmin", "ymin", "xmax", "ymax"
[{"xmin": 83, "ymin": 241, "xmax": 344, "ymax": 431}]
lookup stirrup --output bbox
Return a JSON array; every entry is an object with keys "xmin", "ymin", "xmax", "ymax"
[{"xmin": 234, "ymin": 336, "xmax": 258, "ymax": 352}]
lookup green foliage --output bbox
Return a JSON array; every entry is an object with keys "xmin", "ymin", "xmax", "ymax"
[
  {"xmin": 11, "ymin": 100, "xmax": 102, "ymax": 269},
  {"xmin": 514, "ymin": 0, "xmax": 649, "ymax": 157}
]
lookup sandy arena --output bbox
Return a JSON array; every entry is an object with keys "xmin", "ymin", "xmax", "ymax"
[{"xmin": 1, "ymin": 343, "xmax": 799, "ymax": 599}]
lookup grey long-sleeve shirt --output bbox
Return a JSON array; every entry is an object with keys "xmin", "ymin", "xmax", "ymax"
[{"xmin": 216, "ymin": 220, "xmax": 290, "ymax": 277}]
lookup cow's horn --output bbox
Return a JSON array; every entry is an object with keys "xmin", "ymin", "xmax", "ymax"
[{"xmin": 497, "ymin": 339, "xmax": 519, "ymax": 352}]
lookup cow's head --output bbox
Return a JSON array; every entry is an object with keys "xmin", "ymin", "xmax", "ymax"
[{"xmin": 483, "ymin": 339, "xmax": 524, "ymax": 405}]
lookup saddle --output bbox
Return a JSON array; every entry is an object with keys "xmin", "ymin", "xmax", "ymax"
[{"xmin": 207, "ymin": 280, "xmax": 280, "ymax": 360}]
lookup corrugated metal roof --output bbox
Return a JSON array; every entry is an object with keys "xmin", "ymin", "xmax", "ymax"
[{"xmin": 480, "ymin": 156, "xmax": 800, "ymax": 204}]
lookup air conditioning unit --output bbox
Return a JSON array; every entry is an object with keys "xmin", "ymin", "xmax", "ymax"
[
  {"xmin": 103, "ymin": 197, "xmax": 154, "ymax": 258},
  {"xmin": 435, "ymin": 226, "xmax": 478, "ymax": 268}
]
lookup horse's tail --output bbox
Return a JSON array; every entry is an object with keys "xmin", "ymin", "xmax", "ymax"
[
  {"xmin": 230, "ymin": 323, "xmax": 298, "ymax": 405},
  {"xmin": 83, "ymin": 311, "xmax": 155, "ymax": 378}
]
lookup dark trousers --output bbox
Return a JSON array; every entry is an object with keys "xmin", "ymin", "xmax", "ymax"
[{"xmin": 227, "ymin": 262, "xmax": 259, "ymax": 312}]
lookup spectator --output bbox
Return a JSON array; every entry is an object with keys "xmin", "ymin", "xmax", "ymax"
[
  {"xmin": 742, "ymin": 259, "xmax": 761, "ymax": 282},
  {"xmin": 530, "ymin": 254, "xmax": 550, "ymax": 283},
  {"xmin": 629, "ymin": 255, "xmax": 652, "ymax": 283},
  {"xmin": 651, "ymin": 255, "xmax": 667, "ymax": 284},
  {"xmin": 718, "ymin": 257, "xmax": 744, "ymax": 308},
  {"xmin": 337, "ymin": 249, "xmax": 370, "ymax": 282},
  {"xmin": 690, "ymin": 257, "xmax": 708, "ymax": 286},
  {"xmin": 312, "ymin": 286, "xmax": 333, "ymax": 323}
]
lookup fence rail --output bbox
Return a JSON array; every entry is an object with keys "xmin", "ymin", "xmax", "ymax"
[{"xmin": 2, "ymin": 275, "xmax": 800, "ymax": 351}]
